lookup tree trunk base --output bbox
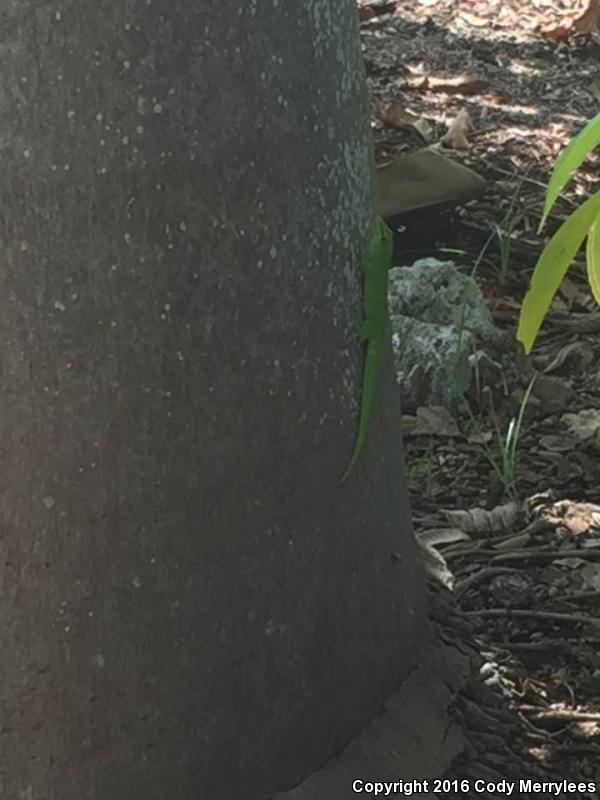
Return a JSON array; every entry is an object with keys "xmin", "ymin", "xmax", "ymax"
[
  {"xmin": 272, "ymin": 596, "xmax": 472, "ymax": 799},
  {"xmin": 272, "ymin": 585, "xmax": 574, "ymax": 799}
]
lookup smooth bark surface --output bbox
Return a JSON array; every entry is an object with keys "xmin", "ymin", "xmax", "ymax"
[{"xmin": 0, "ymin": 2, "xmax": 428, "ymax": 798}]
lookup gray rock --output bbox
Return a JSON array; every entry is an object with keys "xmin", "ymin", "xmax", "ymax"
[{"xmin": 388, "ymin": 258, "xmax": 505, "ymax": 410}]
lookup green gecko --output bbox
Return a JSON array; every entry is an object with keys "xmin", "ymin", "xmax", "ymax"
[{"xmin": 340, "ymin": 217, "xmax": 393, "ymax": 482}]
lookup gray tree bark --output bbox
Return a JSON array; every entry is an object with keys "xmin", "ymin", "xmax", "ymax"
[{"xmin": 0, "ymin": 2, "xmax": 429, "ymax": 799}]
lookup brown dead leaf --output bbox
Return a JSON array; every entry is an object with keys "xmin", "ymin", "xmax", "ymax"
[
  {"xmin": 540, "ymin": 22, "xmax": 573, "ymax": 41},
  {"xmin": 558, "ymin": 275, "xmax": 590, "ymax": 309},
  {"xmin": 418, "ymin": 527, "xmax": 470, "ymax": 546},
  {"xmin": 375, "ymin": 101, "xmax": 420, "ymax": 129},
  {"xmin": 550, "ymin": 311, "xmax": 600, "ymax": 333},
  {"xmin": 375, "ymin": 101, "xmax": 434, "ymax": 143},
  {"xmin": 572, "ymin": 0, "xmax": 600, "ymax": 32},
  {"xmin": 441, "ymin": 108, "xmax": 474, "ymax": 150},
  {"xmin": 406, "ymin": 75, "xmax": 488, "ymax": 95},
  {"xmin": 542, "ymin": 341, "xmax": 594, "ymax": 375},
  {"xmin": 442, "ymin": 501, "xmax": 522, "ymax": 536},
  {"xmin": 539, "ymin": 434, "xmax": 577, "ymax": 453},
  {"xmin": 427, "ymin": 75, "xmax": 488, "ymax": 95},
  {"xmin": 402, "ymin": 405, "xmax": 460, "ymax": 437},
  {"xmin": 531, "ymin": 373, "xmax": 574, "ymax": 415},
  {"xmin": 358, "ymin": 1, "xmax": 397, "ymax": 22},
  {"xmin": 458, "ymin": 12, "xmax": 489, "ymax": 28},
  {"xmin": 541, "ymin": 0, "xmax": 600, "ymax": 39}
]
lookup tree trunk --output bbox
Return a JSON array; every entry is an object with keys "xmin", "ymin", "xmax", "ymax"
[{"xmin": 0, "ymin": 2, "xmax": 429, "ymax": 799}]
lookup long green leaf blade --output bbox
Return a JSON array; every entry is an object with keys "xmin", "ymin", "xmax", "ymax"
[
  {"xmin": 518, "ymin": 190, "xmax": 600, "ymax": 353},
  {"xmin": 586, "ymin": 213, "xmax": 600, "ymax": 304},
  {"xmin": 540, "ymin": 112, "xmax": 600, "ymax": 232}
]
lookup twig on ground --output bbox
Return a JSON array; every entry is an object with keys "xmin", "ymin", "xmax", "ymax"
[
  {"xmin": 518, "ymin": 706, "xmax": 600, "ymax": 723},
  {"xmin": 464, "ymin": 608, "xmax": 600, "ymax": 627}
]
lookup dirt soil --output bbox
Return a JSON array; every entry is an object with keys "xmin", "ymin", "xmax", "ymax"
[{"xmin": 360, "ymin": 1, "xmax": 600, "ymax": 796}]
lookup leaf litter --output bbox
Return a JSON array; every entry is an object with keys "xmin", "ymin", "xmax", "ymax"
[{"xmin": 359, "ymin": 0, "xmax": 600, "ymax": 791}]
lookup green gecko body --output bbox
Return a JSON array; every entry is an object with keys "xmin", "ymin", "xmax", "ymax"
[{"xmin": 341, "ymin": 217, "xmax": 393, "ymax": 482}]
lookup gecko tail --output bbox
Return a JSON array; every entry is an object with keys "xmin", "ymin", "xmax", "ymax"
[{"xmin": 339, "ymin": 432, "xmax": 366, "ymax": 483}]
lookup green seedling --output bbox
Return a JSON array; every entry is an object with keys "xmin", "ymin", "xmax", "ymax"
[
  {"xmin": 465, "ymin": 377, "xmax": 535, "ymax": 499},
  {"xmin": 494, "ymin": 206, "xmax": 523, "ymax": 286}
]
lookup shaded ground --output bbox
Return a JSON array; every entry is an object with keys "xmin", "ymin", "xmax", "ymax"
[{"xmin": 360, "ymin": 0, "xmax": 600, "ymax": 795}]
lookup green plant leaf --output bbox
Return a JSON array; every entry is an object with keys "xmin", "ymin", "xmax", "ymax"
[
  {"xmin": 517, "ymin": 189, "xmax": 600, "ymax": 354},
  {"xmin": 540, "ymin": 112, "xmax": 600, "ymax": 232},
  {"xmin": 586, "ymin": 212, "xmax": 600, "ymax": 304}
]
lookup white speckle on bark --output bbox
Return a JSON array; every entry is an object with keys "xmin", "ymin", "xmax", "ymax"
[
  {"xmin": 53, "ymin": 300, "xmax": 66, "ymax": 311},
  {"xmin": 42, "ymin": 496, "xmax": 55, "ymax": 509},
  {"xmin": 94, "ymin": 654, "xmax": 105, "ymax": 667}
]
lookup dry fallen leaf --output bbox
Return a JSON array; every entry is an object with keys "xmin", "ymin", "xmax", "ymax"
[
  {"xmin": 406, "ymin": 74, "xmax": 487, "ymax": 95},
  {"xmin": 402, "ymin": 405, "xmax": 460, "ymax": 437},
  {"xmin": 442, "ymin": 501, "xmax": 522, "ymax": 536},
  {"xmin": 375, "ymin": 101, "xmax": 435, "ymax": 143},
  {"xmin": 459, "ymin": 12, "xmax": 489, "ymax": 28},
  {"xmin": 375, "ymin": 101, "xmax": 421, "ymax": 129},
  {"xmin": 571, "ymin": 0, "xmax": 600, "ymax": 32},
  {"xmin": 441, "ymin": 108, "xmax": 474, "ymax": 150},
  {"xmin": 541, "ymin": 0, "xmax": 600, "ymax": 39},
  {"xmin": 426, "ymin": 75, "xmax": 488, "ymax": 95},
  {"xmin": 358, "ymin": 0, "xmax": 397, "ymax": 22}
]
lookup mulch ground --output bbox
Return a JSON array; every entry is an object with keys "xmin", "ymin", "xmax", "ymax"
[{"xmin": 359, "ymin": 1, "xmax": 600, "ymax": 795}]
